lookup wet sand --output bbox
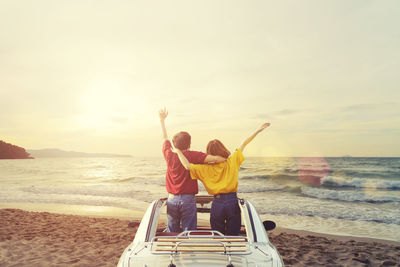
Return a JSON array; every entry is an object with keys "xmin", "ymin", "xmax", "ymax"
[{"xmin": 0, "ymin": 209, "xmax": 399, "ymax": 266}]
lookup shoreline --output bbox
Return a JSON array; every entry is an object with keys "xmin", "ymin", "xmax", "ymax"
[
  {"xmin": 0, "ymin": 202, "xmax": 146, "ymax": 220},
  {"xmin": 1, "ymin": 208, "xmax": 399, "ymax": 266},
  {"xmin": 1, "ymin": 202, "xmax": 399, "ymax": 244},
  {"xmin": 1, "ymin": 202, "xmax": 399, "ymax": 245},
  {"xmin": 272, "ymin": 227, "xmax": 400, "ymax": 246}
]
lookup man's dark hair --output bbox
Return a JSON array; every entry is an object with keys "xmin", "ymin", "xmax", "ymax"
[{"xmin": 172, "ymin": 131, "xmax": 191, "ymax": 150}]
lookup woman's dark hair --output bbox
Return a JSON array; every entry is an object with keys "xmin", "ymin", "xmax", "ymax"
[
  {"xmin": 206, "ymin": 139, "xmax": 231, "ymax": 158},
  {"xmin": 172, "ymin": 131, "xmax": 191, "ymax": 150}
]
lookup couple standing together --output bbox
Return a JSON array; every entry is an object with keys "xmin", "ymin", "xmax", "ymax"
[{"xmin": 159, "ymin": 108, "xmax": 270, "ymax": 236}]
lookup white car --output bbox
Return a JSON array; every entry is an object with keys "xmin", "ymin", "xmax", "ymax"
[{"xmin": 118, "ymin": 195, "xmax": 284, "ymax": 267}]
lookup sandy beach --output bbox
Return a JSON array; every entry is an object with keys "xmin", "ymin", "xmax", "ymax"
[{"xmin": 0, "ymin": 209, "xmax": 399, "ymax": 266}]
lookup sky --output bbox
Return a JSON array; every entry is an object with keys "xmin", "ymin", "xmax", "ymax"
[{"xmin": 1, "ymin": 0, "xmax": 399, "ymax": 157}]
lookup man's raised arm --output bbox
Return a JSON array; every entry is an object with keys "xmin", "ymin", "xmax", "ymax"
[
  {"xmin": 159, "ymin": 108, "xmax": 169, "ymax": 141},
  {"xmin": 204, "ymin": 155, "xmax": 226, "ymax": 164}
]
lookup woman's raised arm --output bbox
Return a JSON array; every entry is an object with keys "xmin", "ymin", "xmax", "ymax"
[
  {"xmin": 175, "ymin": 149, "xmax": 191, "ymax": 170},
  {"xmin": 239, "ymin": 122, "xmax": 270, "ymax": 152}
]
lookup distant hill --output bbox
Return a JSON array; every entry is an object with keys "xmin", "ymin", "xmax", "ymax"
[
  {"xmin": 0, "ymin": 140, "xmax": 33, "ymax": 159},
  {"xmin": 28, "ymin": 148, "xmax": 132, "ymax": 158}
]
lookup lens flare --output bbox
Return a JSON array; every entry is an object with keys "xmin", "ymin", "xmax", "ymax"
[{"xmin": 297, "ymin": 157, "xmax": 330, "ymax": 186}]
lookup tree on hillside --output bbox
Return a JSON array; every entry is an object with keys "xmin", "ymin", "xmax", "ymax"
[{"xmin": 0, "ymin": 140, "xmax": 33, "ymax": 159}]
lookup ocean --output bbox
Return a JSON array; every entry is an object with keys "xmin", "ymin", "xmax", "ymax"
[{"xmin": 0, "ymin": 156, "xmax": 399, "ymax": 242}]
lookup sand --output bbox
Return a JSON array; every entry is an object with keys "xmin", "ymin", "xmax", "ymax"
[
  {"xmin": 269, "ymin": 228, "xmax": 400, "ymax": 266},
  {"xmin": 0, "ymin": 209, "xmax": 399, "ymax": 267}
]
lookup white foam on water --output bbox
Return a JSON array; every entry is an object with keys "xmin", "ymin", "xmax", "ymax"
[
  {"xmin": 301, "ymin": 186, "xmax": 400, "ymax": 203},
  {"xmin": 242, "ymin": 191, "xmax": 400, "ymax": 225},
  {"xmin": 1, "ymin": 157, "xmax": 400, "ymax": 242},
  {"xmin": 260, "ymin": 213, "xmax": 400, "ymax": 242},
  {"xmin": 321, "ymin": 175, "xmax": 400, "ymax": 189}
]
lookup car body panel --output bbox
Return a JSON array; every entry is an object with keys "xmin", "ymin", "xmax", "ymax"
[{"xmin": 118, "ymin": 196, "xmax": 284, "ymax": 267}]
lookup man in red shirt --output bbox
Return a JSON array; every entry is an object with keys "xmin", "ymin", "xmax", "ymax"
[{"xmin": 159, "ymin": 108, "xmax": 225, "ymax": 232}]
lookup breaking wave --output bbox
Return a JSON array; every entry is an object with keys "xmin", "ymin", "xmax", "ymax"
[
  {"xmin": 301, "ymin": 186, "xmax": 400, "ymax": 203},
  {"xmin": 321, "ymin": 176, "xmax": 400, "ymax": 190}
]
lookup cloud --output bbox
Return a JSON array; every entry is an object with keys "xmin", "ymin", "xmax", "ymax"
[
  {"xmin": 340, "ymin": 102, "xmax": 398, "ymax": 112},
  {"xmin": 276, "ymin": 109, "xmax": 299, "ymax": 116},
  {"xmin": 252, "ymin": 108, "xmax": 304, "ymax": 120},
  {"xmin": 332, "ymin": 102, "xmax": 400, "ymax": 124},
  {"xmin": 109, "ymin": 117, "xmax": 129, "ymax": 124}
]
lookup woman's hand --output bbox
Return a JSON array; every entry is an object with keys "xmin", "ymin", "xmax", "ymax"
[
  {"xmin": 239, "ymin": 122, "xmax": 271, "ymax": 152},
  {"xmin": 257, "ymin": 122, "xmax": 271, "ymax": 132}
]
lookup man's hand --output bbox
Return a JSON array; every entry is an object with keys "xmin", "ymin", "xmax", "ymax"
[
  {"xmin": 159, "ymin": 107, "xmax": 169, "ymax": 140},
  {"xmin": 159, "ymin": 108, "xmax": 168, "ymax": 121}
]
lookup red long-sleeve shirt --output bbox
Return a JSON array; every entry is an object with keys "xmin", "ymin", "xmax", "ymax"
[{"xmin": 162, "ymin": 140, "xmax": 207, "ymax": 194}]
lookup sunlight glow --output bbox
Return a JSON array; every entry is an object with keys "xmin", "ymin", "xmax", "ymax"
[{"xmin": 77, "ymin": 79, "xmax": 132, "ymax": 129}]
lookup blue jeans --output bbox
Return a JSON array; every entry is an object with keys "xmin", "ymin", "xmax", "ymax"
[
  {"xmin": 166, "ymin": 194, "xmax": 197, "ymax": 232},
  {"xmin": 210, "ymin": 192, "xmax": 241, "ymax": 236}
]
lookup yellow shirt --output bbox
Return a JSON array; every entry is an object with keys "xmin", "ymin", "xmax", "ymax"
[{"xmin": 189, "ymin": 149, "xmax": 244, "ymax": 195}]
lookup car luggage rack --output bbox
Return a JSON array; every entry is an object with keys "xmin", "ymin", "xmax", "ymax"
[{"xmin": 150, "ymin": 230, "xmax": 251, "ymax": 255}]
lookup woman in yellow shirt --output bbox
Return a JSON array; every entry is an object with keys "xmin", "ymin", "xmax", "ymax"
[{"xmin": 176, "ymin": 122, "xmax": 270, "ymax": 235}]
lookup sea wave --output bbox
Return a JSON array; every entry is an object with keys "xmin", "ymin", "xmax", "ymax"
[
  {"xmin": 238, "ymin": 184, "xmax": 287, "ymax": 193},
  {"xmin": 259, "ymin": 210, "xmax": 400, "ymax": 225},
  {"xmin": 325, "ymin": 169, "xmax": 400, "ymax": 179},
  {"xmin": 240, "ymin": 174, "xmax": 270, "ymax": 180},
  {"xmin": 111, "ymin": 177, "xmax": 137, "ymax": 183},
  {"xmin": 251, "ymin": 195, "xmax": 400, "ymax": 225},
  {"xmin": 301, "ymin": 186, "xmax": 400, "ymax": 203},
  {"xmin": 0, "ymin": 189, "xmax": 155, "ymax": 211},
  {"xmin": 20, "ymin": 185, "xmax": 161, "ymax": 199},
  {"xmin": 321, "ymin": 176, "xmax": 400, "ymax": 190},
  {"xmin": 240, "ymin": 174, "xmax": 300, "ymax": 181}
]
